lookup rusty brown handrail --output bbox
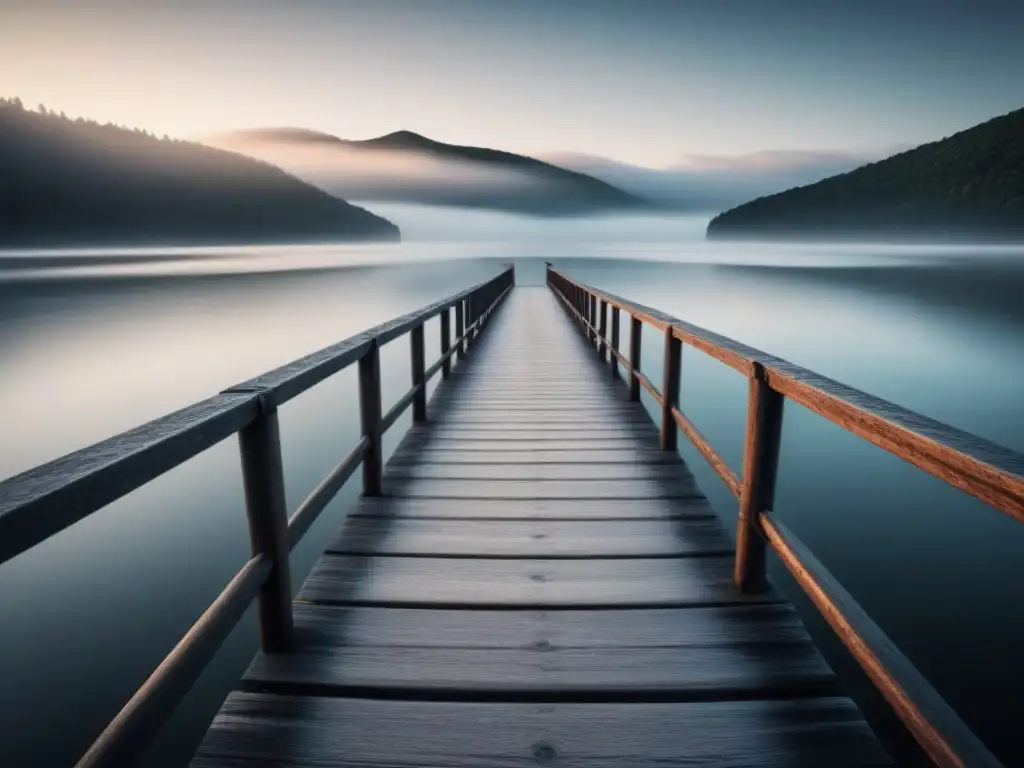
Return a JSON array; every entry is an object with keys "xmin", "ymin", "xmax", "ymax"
[
  {"xmin": 547, "ymin": 264, "xmax": 1015, "ymax": 768},
  {"xmin": 0, "ymin": 265, "xmax": 515, "ymax": 768}
]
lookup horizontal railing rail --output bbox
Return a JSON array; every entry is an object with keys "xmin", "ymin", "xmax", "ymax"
[
  {"xmin": 547, "ymin": 264, "xmax": 1016, "ymax": 768},
  {"xmin": 0, "ymin": 264, "xmax": 515, "ymax": 768}
]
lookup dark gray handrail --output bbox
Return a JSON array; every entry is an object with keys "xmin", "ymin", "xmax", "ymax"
[
  {"xmin": 0, "ymin": 268, "xmax": 514, "ymax": 567},
  {"xmin": 0, "ymin": 264, "xmax": 515, "ymax": 768}
]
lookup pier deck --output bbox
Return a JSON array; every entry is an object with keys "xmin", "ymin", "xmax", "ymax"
[{"xmin": 191, "ymin": 289, "xmax": 891, "ymax": 766}]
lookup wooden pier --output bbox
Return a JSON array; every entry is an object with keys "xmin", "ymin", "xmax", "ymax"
[
  {"xmin": 192, "ymin": 285, "xmax": 891, "ymax": 766},
  {"xmin": 1, "ymin": 264, "xmax": 1021, "ymax": 767}
]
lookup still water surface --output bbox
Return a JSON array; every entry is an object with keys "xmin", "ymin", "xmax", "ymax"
[{"xmin": 1, "ymin": 208, "xmax": 1022, "ymax": 765}]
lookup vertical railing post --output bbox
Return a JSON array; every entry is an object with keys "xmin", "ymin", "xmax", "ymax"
[
  {"xmin": 440, "ymin": 308, "xmax": 451, "ymax": 380},
  {"xmin": 358, "ymin": 341, "xmax": 383, "ymax": 496},
  {"xmin": 610, "ymin": 306, "xmax": 620, "ymax": 377},
  {"xmin": 238, "ymin": 396, "xmax": 293, "ymax": 653},
  {"xmin": 660, "ymin": 328, "xmax": 681, "ymax": 451},
  {"xmin": 628, "ymin": 315, "xmax": 643, "ymax": 401},
  {"xmin": 598, "ymin": 300, "xmax": 608, "ymax": 362},
  {"xmin": 589, "ymin": 295, "xmax": 597, "ymax": 345},
  {"xmin": 454, "ymin": 300, "xmax": 465, "ymax": 362},
  {"xmin": 736, "ymin": 361, "xmax": 784, "ymax": 592},
  {"xmin": 410, "ymin": 323, "xmax": 426, "ymax": 422},
  {"xmin": 582, "ymin": 291, "xmax": 591, "ymax": 341}
]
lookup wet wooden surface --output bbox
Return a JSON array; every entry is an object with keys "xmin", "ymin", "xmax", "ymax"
[{"xmin": 193, "ymin": 288, "xmax": 891, "ymax": 766}]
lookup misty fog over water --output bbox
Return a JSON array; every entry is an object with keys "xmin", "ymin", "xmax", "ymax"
[{"xmin": 1, "ymin": 208, "xmax": 1023, "ymax": 765}]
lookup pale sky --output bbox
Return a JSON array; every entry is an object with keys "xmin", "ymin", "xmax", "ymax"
[{"xmin": 2, "ymin": 0, "xmax": 1022, "ymax": 167}]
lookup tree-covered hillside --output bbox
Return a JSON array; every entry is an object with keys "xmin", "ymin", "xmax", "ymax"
[
  {"xmin": 707, "ymin": 107, "xmax": 1024, "ymax": 241},
  {"xmin": 0, "ymin": 99, "xmax": 399, "ymax": 247}
]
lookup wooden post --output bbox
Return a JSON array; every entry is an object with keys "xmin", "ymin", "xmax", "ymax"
[
  {"xmin": 237, "ymin": 397, "xmax": 293, "ymax": 653},
  {"xmin": 660, "ymin": 328, "xmax": 681, "ymax": 451},
  {"xmin": 590, "ymin": 295, "xmax": 597, "ymax": 345},
  {"xmin": 598, "ymin": 300, "xmax": 608, "ymax": 362},
  {"xmin": 454, "ymin": 300, "xmax": 465, "ymax": 362},
  {"xmin": 628, "ymin": 316, "xmax": 642, "ymax": 401},
  {"xmin": 610, "ymin": 306, "xmax": 620, "ymax": 377},
  {"xmin": 582, "ymin": 291, "xmax": 591, "ymax": 341},
  {"xmin": 736, "ymin": 361, "xmax": 784, "ymax": 592},
  {"xmin": 358, "ymin": 341, "xmax": 383, "ymax": 496},
  {"xmin": 410, "ymin": 323, "xmax": 426, "ymax": 422},
  {"xmin": 440, "ymin": 309, "xmax": 451, "ymax": 380}
]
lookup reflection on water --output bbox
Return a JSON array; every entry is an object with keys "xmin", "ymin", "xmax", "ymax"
[{"xmin": 1, "ymin": 211, "xmax": 1023, "ymax": 765}]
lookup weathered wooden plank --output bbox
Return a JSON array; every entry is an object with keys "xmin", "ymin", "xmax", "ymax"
[
  {"xmin": 419, "ymin": 426, "xmax": 656, "ymax": 437},
  {"xmin": 383, "ymin": 477, "xmax": 702, "ymax": 499},
  {"xmin": 429, "ymin": 399, "xmax": 632, "ymax": 408},
  {"xmin": 383, "ymin": 463, "xmax": 689, "ymax": 481},
  {"xmin": 398, "ymin": 437, "xmax": 649, "ymax": 450},
  {"xmin": 243, "ymin": 642, "xmax": 837, "ymax": 700},
  {"xmin": 297, "ymin": 555, "xmax": 782, "ymax": 608},
  {"xmin": 284, "ymin": 603, "xmax": 813, "ymax": 648},
  {"xmin": 326, "ymin": 517, "xmax": 732, "ymax": 557},
  {"xmin": 388, "ymin": 448, "xmax": 683, "ymax": 465},
  {"xmin": 430, "ymin": 413, "xmax": 652, "ymax": 425},
  {"xmin": 416, "ymin": 424, "xmax": 658, "ymax": 436},
  {"xmin": 345, "ymin": 496, "xmax": 716, "ymax": 520},
  {"xmin": 194, "ymin": 694, "xmax": 894, "ymax": 767}
]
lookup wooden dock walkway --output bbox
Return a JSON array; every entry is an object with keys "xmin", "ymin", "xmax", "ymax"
[
  {"xmin": 4, "ymin": 264, "xmax": 1019, "ymax": 767},
  {"xmin": 191, "ymin": 288, "xmax": 892, "ymax": 766}
]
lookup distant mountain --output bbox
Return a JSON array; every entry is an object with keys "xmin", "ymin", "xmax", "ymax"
[
  {"xmin": 215, "ymin": 128, "xmax": 651, "ymax": 216},
  {"xmin": 539, "ymin": 150, "xmax": 878, "ymax": 212},
  {"xmin": 0, "ymin": 100, "xmax": 399, "ymax": 248},
  {"xmin": 707, "ymin": 107, "xmax": 1024, "ymax": 241}
]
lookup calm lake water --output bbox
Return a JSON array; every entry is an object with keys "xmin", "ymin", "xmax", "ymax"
[{"xmin": 1, "ymin": 207, "xmax": 1023, "ymax": 766}]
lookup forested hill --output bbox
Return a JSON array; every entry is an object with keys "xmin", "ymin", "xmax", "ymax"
[
  {"xmin": 707, "ymin": 107, "xmax": 1024, "ymax": 241},
  {"xmin": 220, "ymin": 128, "xmax": 652, "ymax": 216},
  {"xmin": 0, "ymin": 100, "xmax": 399, "ymax": 247}
]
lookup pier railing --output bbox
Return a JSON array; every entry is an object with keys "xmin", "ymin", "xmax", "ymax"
[
  {"xmin": 0, "ymin": 265, "xmax": 514, "ymax": 768},
  {"xmin": 547, "ymin": 264, "xmax": 1021, "ymax": 768}
]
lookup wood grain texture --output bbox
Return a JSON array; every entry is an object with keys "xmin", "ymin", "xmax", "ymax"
[
  {"xmin": 195, "ymin": 694, "xmax": 893, "ymax": 767},
  {"xmin": 382, "ymin": 477, "xmax": 703, "ymax": 499},
  {"xmin": 383, "ymin": 463, "xmax": 688, "ymax": 481},
  {"xmin": 326, "ymin": 517, "xmax": 732, "ymax": 557},
  {"xmin": 389, "ymin": 447, "xmax": 683, "ymax": 464},
  {"xmin": 399, "ymin": 437, "xmax": 651, "ymax": 449},
  {"xmin": 344, "ymin": 496, "xmax": 717, "ymax": 520},
  {"xmin": 431, "ymin": 413, "xmax": 652, "ymax": 425},
  {"xmin": 297, "ymin": 554, "xmax": 782, "ymax": 608},
  {"xmin": 243, "ymin": 642, "xmax": 838, "ymax": 700},
  {"xmin": 0, "ymin": 391, "xmax": 259, "ymax": 566},
  {"xmin": 283, "ymin": 602, "xmax": 814, "ymax": 649}
]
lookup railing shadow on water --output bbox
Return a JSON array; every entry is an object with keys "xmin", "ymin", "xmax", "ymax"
[
  {"xmin": 0, "ymin": 266, "xmax": 515, "ymax": 768},
  {"xmin": 546, "ymin": 264, "xmax": 1022, "ymax": 768}
]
